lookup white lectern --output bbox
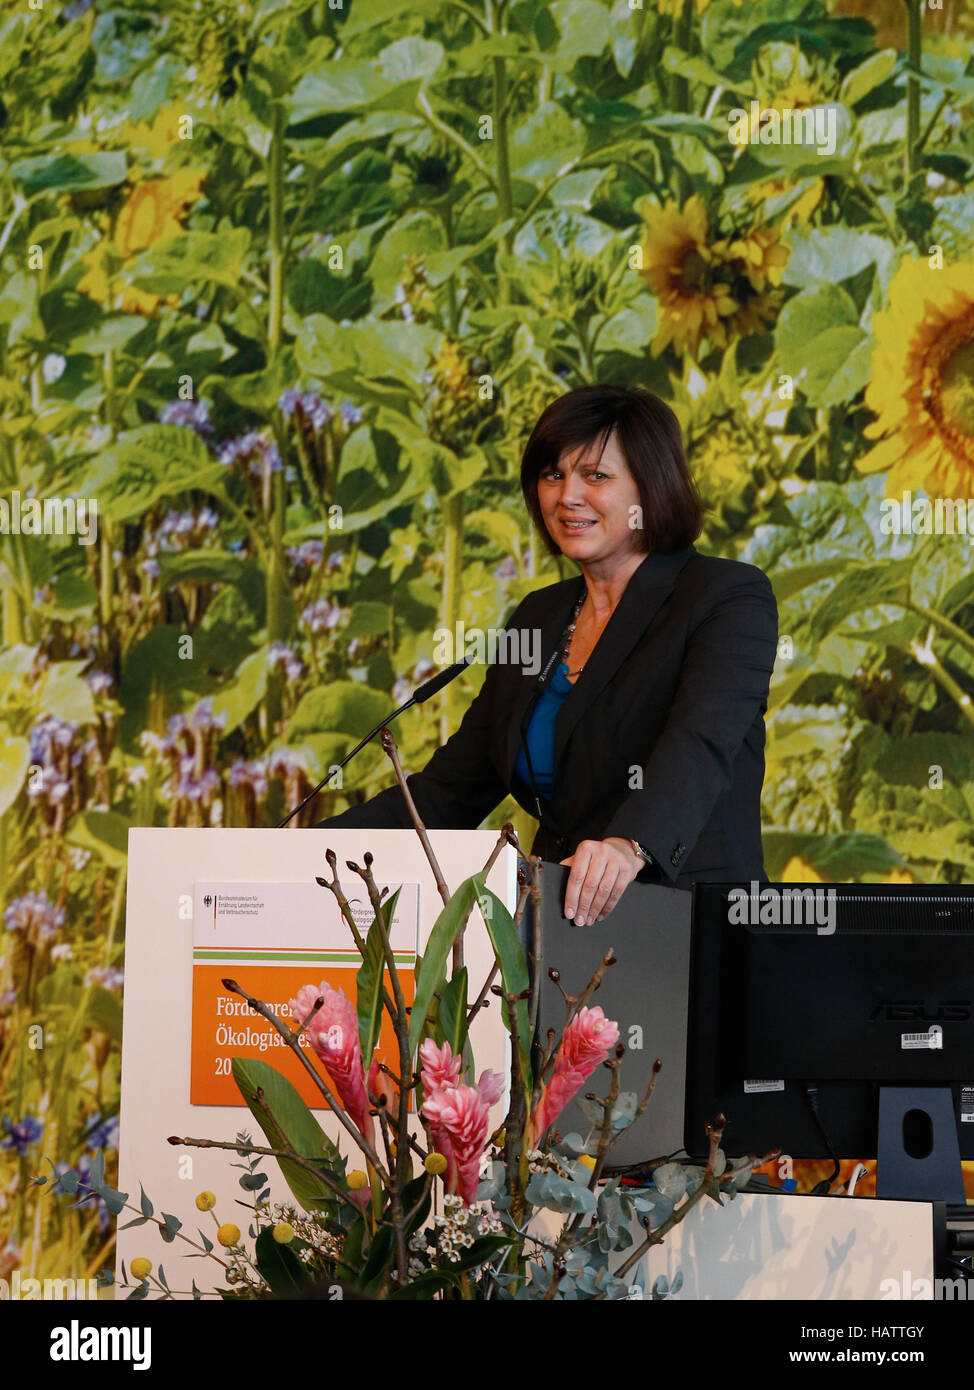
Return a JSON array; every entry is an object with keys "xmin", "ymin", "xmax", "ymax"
[{"xmin": 117, "ymin": 828, "xmax": 518, "ymax": 1297}]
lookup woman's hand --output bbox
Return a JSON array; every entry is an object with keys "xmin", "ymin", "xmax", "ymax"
[{"xmin": 558, "ymin": 837, "xmax": 642, "ymax": 927}]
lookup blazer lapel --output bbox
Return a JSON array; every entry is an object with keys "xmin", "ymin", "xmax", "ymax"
[{"xmin": 551, "ymin": 545, "xmax": 696, "ymax": 775}]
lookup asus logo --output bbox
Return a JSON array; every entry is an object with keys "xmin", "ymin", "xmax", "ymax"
[{"xmin": 870, "ymin": 1000, "xmax": 972, "ymax": 1023}]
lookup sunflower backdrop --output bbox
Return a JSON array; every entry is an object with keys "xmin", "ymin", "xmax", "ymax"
[{"xmin": 1, "ymin": 0, "xmax": 973, "ymax": 1285}]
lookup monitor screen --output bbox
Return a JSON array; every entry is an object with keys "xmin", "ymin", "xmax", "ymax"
[{"xmin": 684, "ymin": 882, "xmax": 974, "ymax": 1166}]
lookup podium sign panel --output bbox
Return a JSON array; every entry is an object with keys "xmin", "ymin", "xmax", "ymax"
[
  {"xmin": 189, "ymin": 880, "xmax": 419, "ymax": 1108},
  {"xmin": 118, "ymin": 828, "xmax": 517, "ymax": 1297}
]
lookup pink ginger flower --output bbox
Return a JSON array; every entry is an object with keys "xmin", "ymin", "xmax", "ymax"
[
  {"xmin": 419, "ymin": 1038, "xmax": 462, "ymax": 1092},
  {"xmin": 421, "ymin": 1084, "xmax": 492, "ymax": 1205},
  {"xmin": 528, "ymin": 1005, "xmax": 620, "ymax": 1145},
  {"xmin": 289, "ymin": 982, "xmax": 373, "ymax": 1144},
  {"xmin": 474, "ymin": 1068, "xmax": 505, "ymax": 1107},
  {"xmin": 418, "ymin": 1041, "xmax": 504, "ymax": 1204}
]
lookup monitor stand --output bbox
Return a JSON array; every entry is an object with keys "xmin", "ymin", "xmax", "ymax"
[{"xmin": 876, "ymin": 1086, "xmax": 965, "ymax": 1202}]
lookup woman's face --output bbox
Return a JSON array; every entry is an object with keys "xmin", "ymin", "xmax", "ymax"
[{"xmin": 537, "ymin": 431, "xmax": 644, "ymax": 568}]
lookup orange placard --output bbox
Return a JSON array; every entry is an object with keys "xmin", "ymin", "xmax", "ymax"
[{"xmin": 190, "ymin": 964, "xmax": 414, "ymax": 1109}]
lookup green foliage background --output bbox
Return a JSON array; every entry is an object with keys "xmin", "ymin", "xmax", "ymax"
[{"xmin": 1, "ymin": 0, "xmax": 973, "ymax": 1280}]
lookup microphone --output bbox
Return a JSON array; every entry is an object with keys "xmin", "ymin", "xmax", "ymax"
[{"xmin": 276, "ymin": 658, "xmax": 472, "ymax": 827}]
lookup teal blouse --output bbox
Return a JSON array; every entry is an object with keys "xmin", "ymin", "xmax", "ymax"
[{"xmin": 513, "ymin": 660, "xmax": 575, "ymax": 800}]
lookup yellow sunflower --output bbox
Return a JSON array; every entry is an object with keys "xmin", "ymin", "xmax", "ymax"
[
  {"xmin": 77, "ymin": 169, "xmax": 207, "ymax": 315},
  {"xmin": 747, "ymin": 177, "xmax": 824, "ymax": 228},
  {"xmin": 431, "ymin": 337, "xmax": 472, "ymax": 397},
  {"xmin": 722, "ymin": 224, "xmax": 790, "ymax": 294},
  {"xmin": 126, "ymin": 104, "xmax": 190, "ymax": 159},
  {"xmin": 780, "ymin": 856, "xmax": 825, "ymax": 882},
  {"xmin": 857, "ymin": 258, "xmax": 974, "ymax": 496},
  {"xmin": 642, "ymin": 197, "xmax": 738, "ymax": 357},
  {"xmin": 657, "ymin": 0, "xmax": 741, "ymax": 13}
]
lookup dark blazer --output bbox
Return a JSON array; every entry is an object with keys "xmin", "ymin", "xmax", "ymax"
[{"xmin": 317, "ymin": 545, "xmax": 779, "ymax": 890}]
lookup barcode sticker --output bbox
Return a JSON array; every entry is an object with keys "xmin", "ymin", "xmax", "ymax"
[
  {"xmin": 901, "ymin": 1025, "xmax": 943, "ymax": 1050},
  {"xmin": 744, "ymin": 1079, "xmax": 785, "ymax": 1093},
  {"xmin": 960, "ymin": 1086, "xmax": 974, "ymax": 1122}
]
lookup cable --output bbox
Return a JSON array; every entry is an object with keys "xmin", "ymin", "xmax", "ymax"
[{"xmin": 802, "ymin": 1082, "xmax": 842, "ymax": 1195}]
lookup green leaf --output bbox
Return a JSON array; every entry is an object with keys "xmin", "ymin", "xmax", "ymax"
[
  {"xmin": 160, "ymin": 1213, "xmax": 182, "ymax": 1243},
  {"xmin": 781, "ymin": 226, "xmax": 895, "ymax": 291},
  {"xmin": 68, "ymin": 316, "xmax": 147, "ymax": 356},
  {"xmin": 408, "ymin": 878, "xmax": 481, "ymax": 1055},
  {"xmin": 839, "ymin": 48, "xmax": 898, "ymax": 107},
  {"xmin": 208, "ymin": 650, "xmax": 267, "ymax": 734},
  {"xmin": 805, "ymin": 559, "xmax": 913, "ymax": 646},
  {"xmin": 79, "ymin": 425, "xmax": 226, "ymax": 525},
  {"xmin": 762, "ymin": 829, "xmax": 906, "ymax": 881},
  {"xmin": 357, "ymin": 888, "xmax": 400, "ymax": 1068},
  {"xmin": 68, "ymin": 810, "xmax": 129, "ymax": 871},
  {"xmin": 359, "ymin": 1224, "xmax": 396, "ymax": 1295},
  {"xmin": 0, "ymin": 734, "xmax": 29, "ymax": 819},
  {"xmin": 231, "ymin": 1057, "xmax": 344, "ymax": 1214},
  {"xmin": 86, "ymin": 987, "xmax": 123, "ymax": 1042},
  {"xmin": 548, "ymin": 0, "xmax": 612, "ymax": 64},
  {"xmin": 805, "ymin": 329, "xmax": 872, "ymax": 408},
  {"xmin": 37, "ymin": 661, "xmax": 96, "ymax": 725},
  {"xmin": 775, "ymin": 285, "xmax": 870, "ymax": 406},
  {"xmin": 344, "ymin": 602, "xmax": 390, "ymax": 640},
  {"xmin": 156, "ymin": 550, "xmax": 249, "ymax": 588},
  {"xmin": 471, "ymin": 876, "xmax": 531, "ymax": 1081},
  {"xmin": 131, "ymin": 229, "xmax": 252, "ymax": 293},
  {"xmin": 254, "ymin": 1226, "xmax": 310, "ymax": 1297},
  {"xmin": 290, "ymin": 682, "xmax": 390, "ymax": 739},
  {"xmin": 770, "ymin": 559, "xmax": 851, "ymax": 604},
  {"xmin": 9, "ymin": 152, "xmax": 128, "ymax": 195},
  {"xmin": 435, "ymin": 966, "xmax": 468, "ymax": 1063},
  {"xmin": 99, "ymin": 1186, "xmax": 129, "ymax": 1216},
  {"xmin": 378, "ymin": 36, "xmax": 444, "ymax": 85},
  {"xmin": 289, "ymin": 61, "xmax": 395, "ymax": 121}
]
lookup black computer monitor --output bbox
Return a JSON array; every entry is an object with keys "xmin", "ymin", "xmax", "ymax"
[{"xmin": 684, "ymin": 882, "xmax": 974, "ymax": 1198}]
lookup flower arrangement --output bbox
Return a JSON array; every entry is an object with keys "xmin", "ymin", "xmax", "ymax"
[{"xmin": 33, "ymin": 734, "xmax": 772, "ymax": 1301}]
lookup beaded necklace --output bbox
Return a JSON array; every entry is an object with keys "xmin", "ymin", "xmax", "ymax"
[{"xmin": 560, "ymin": 587, "xmax": 587, "ymax": 679}]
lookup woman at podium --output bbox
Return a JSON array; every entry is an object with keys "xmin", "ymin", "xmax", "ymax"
[{"xmin": 318, "ymin": 384, "xmax": 778, "ymax": 929}]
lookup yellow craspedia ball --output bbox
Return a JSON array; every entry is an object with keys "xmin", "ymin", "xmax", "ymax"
[
  {"xmin": 195, "ymin": 1191, "xmax": 216, "ymax": 1211},
  {"xmin": 217, "ymin": 1222, "xmax": 241, "ymax": 1247},
  {"xmin": 272, "ymin": 1222, "xmax": 295, "ymax": 1244},
  {"xmin": 424, "ymin": 1153, "xmax": 448, "ymax": 1176},
  {"xmin": 346, "ymin": 1169, "xmax": 368, "ymax": 1191},
  {"xmin": 577, "ymin": 1154, "xmax": 596, "ymax": 1171},
  {"xmin": 130, "ymin": 1258, "xmax": 152, "ymax": 1281}
]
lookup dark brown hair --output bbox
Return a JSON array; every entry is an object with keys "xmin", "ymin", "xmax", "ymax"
[{"xmin": 520, "ymin": 384, "xmax": 704, "ymax": 558}]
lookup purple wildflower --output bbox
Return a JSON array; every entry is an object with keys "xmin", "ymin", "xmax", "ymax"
[
  {"xmin": 159, "ymin": 399, "xmax": 213, "ymax": 439},
  {"xmin": 3, "ymin": 891, "xmax": 65, "ymax": 941},
  {"xmin": 1, "ymin": 1114, "xmax": 43, "ymax": 1155}
]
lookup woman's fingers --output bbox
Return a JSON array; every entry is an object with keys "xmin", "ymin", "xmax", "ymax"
[{"xmin": 560, "ymin": 839, "xmax": 641, "ymax": 925}]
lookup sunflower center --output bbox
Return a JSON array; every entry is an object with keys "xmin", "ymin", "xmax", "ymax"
[
  {"xmin": 939, "ymin": 334, "xmax": 974, "ymax": 443},
  {"xmin": 681, "ymin": 248, "xmax": 710, "ymax": 290}
]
